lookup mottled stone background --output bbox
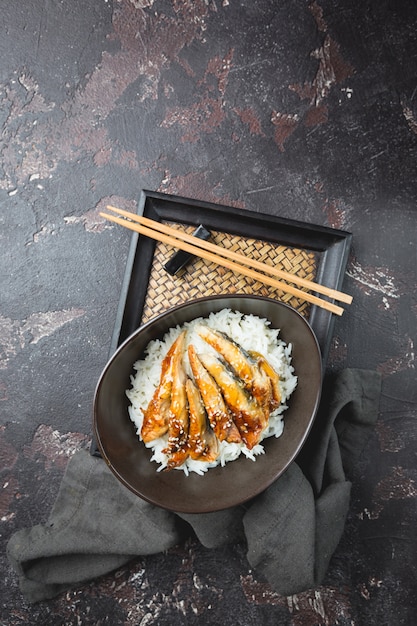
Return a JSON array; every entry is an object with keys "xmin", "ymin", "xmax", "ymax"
[{"xmin": 1, "ymin": 0, "xmax": 416, "ymax": 624}]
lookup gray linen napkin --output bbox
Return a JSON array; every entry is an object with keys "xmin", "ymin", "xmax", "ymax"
[{"xmin": 7, "ymin": 368, "xmax": 381, "ymax": 603}]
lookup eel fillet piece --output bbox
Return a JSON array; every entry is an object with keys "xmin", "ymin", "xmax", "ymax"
[
  {"xmin": 249, "ymin": 350, "xmax": 282, "ymax": 409},
  {"xmin": 186, "ymin": 378, "xmax": 219, "ymax": 462},
  {"xmin": 141, "ymin": 331, "xmax": 186, "ymax": 444},
  {"xmin": 188, "ymin": 344, "xmax": 242, "ymax": 444},
  {"xmin": 163, "ymin": 333, "xmax": 190, "ymax": 469}
]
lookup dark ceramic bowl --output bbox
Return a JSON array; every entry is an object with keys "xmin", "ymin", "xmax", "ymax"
[{"xmin": 93, "ymin": 295, "xmax": 322, "ymax": 513}]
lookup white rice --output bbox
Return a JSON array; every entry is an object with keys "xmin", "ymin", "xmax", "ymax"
[{"xmin": 126, "ymin": 308, "xmax": 297, "ymax": 475}]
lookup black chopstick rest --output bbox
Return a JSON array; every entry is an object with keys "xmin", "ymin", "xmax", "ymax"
[{"xmin": 163, "ymin": 224, "xmax": 211, "ymax": 275}]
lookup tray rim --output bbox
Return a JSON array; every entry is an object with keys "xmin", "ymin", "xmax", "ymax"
[{"xmin": 110, "ymin": 189, "xmax": 352, "ymax": 363}]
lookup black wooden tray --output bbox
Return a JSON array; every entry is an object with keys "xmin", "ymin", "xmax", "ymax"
[{"xmin": 91, "ymin": 190, "xmax": 352, "ymax": 456}]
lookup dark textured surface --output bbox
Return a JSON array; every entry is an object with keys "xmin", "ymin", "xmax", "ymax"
[{"xmin": 1, "ymin": 0, "xmax": 416, "ymax": 623}]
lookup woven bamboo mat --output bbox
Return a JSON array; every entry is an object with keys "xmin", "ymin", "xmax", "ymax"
[{"xmin": 142, "ymin": 225, "xmax": 318, "ymax": 323}]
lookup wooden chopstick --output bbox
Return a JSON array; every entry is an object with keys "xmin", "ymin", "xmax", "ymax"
[
  {"xmin": 106, "ymin": 205, "xmax": 352, "ymax": 306},
  {"xmin": 100, "ymin": 208, "xmax": 347, "ymax": 316}
]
